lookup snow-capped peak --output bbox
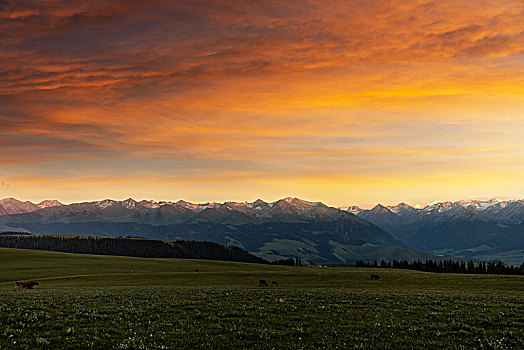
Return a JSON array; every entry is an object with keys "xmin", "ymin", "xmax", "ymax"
[
  {"xmin": 455, "ymin": 198, "xmax": 501, "ymax": 211},
  {"xmin": 370, "ymin": 204, "xmax": 391, "ymax": 214},
  {"xmin": 224, "ymin": 201, "xmax": 251, "ymax": 208},
  {"xmin": 387, "ymin": 202, "xmax": 414, "ymax": 214},
  {"xmin": 176, "ymin": 200, "xmax": 199, "ymax": 210},
  {"xmin": 96, "ymin": 199, "xmax": 115, "ymax": 209},
  {"xmin": 274, "ymin": 197, "xmax": 318, "ymax": 210},
  {"xmin": 139, "ymin": 200, "xmax": 162, "ymax": 209},
  {"xmin": 423, "ymin": 201, "xmax": 456, "ymax": 213},
  {"xmin": 419, "ymin": 198, "xmax": 517, "ymax": 213},
  {"xmin": 122, "ymin": 198, "xmax": 137, "ymax": 209},
  {"xmin": 0, "ymin": 197, "xmax": 21, "ymax": 204},
  {"xmin": 0, "ymin": 197, "xmax": 40, "ymax": 216},
  {"xmin": 37, "ymin": 200, "xmax": 63, "ymax": 209},
  {"xmin": 346, "ymin": 205, "xmax": 362, "ymax": 214}
]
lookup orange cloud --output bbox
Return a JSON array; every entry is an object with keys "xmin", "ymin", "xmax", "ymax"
[{"xmin": 1, "ymin": 0, "xmax": 523, "ymax": 205}]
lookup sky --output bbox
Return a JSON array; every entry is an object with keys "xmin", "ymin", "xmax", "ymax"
[{"xmin": 1, "ymin": 0, "xmax": 523, "ymax": 208}]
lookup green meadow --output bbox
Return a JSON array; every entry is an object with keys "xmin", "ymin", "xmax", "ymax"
[{"xmin": 1, "ymin": 248, "xmax": 523, "ymax": 349}]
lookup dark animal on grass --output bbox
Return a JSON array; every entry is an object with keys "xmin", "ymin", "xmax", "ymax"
[
  {"xmin": 272, "ymin": 281, "xmax": 279, "ymax": 287},
  {"xmin": 194, "ymin": 268, "xmax": 199, "ymax": 272},
  {"xmin": 259, "ymin": 279, "xmax": 268, "ymax": 287},
  {"xmin": 14, "ymin": 281, "xmax": 39, "ymax": 289},
  {"xmin": 370, "ymin": 274, "xmax": 381, "ymax": 280},
  {"xmin": 21, "ymin": 281, "xmax": 39, "ymax": 289}
]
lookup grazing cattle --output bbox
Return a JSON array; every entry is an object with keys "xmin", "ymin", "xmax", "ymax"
[
  {"xmin": 259, "ymin": 279, "xmax": 268, "ymax": 287},
  {"xmin": 272, "ymin": 281, "xmax": 279, "ymax": 287},
  {"xmin": 370, "ymin": 274, "xmax": 381, "ymax": 281},
  {"xmin": 194, "ymin": 268, "xmax": 199, "ymax": 272},
  {"xmin": 15, "ymin": 281, "xmax": 39, "ymax": 289}
]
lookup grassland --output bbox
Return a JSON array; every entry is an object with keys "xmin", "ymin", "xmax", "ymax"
[{"xmin": 1, "ymin": 248, "xmax": 523, "ymax": 349}]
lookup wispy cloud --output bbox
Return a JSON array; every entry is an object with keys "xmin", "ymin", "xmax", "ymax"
[{"xmin": 1, "ymin": 0, "xmax": 523, "ymax": 205}]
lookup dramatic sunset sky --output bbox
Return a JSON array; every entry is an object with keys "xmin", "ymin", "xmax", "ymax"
[{"xmin": 1, "ymin": 0, "xmax": 523, "ymax": 207}]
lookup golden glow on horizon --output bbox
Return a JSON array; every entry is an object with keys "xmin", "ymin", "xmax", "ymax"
[{"xmin": 0, "ymin": 0, "xmax": 523, "ymax": 206}]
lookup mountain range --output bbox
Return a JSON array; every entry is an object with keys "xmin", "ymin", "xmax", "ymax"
[
  {"xmin": 2, "ymin": 197, "xmax": 523, "ymax": 264},
  {"xmin": 0, "ymin": 197, "xmax": 438, "ymax": 264},
  {"xmin": 347, "ymin": 199, "xmax": 524, "ymax": 264}
]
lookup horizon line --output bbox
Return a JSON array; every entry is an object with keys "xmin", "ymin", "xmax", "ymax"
[{"xmin": 1, "ymin": 195, "xmax": 521, "ymax": 211}]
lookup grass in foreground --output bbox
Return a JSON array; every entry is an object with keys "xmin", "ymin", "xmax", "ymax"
[
  {"xmin": 2, "ymin": 288, "xmax": 523, "ymax": 349},
  {"xmin": 0, "ymin": 248, "xmax": 523, "ymax": 349}
]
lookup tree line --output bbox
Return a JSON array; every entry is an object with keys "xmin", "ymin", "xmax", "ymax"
[
  {"xmin": 356, "ymin": 259, "xmax": 524, "ymax": 275},
  {"xmin": 270, "ymin": 257, "xmax": 303, "ymax": 266},
  {"xmin": 0, "ymin": 231, "xmax": 32, "ymax": 236},
  {"xmin": 0, "ymin": 234, "xmax": 267, "ymax": 264}
]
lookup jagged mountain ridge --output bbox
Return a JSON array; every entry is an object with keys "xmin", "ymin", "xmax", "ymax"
[
  {"xmin": 345, "ymin": 198, "xmax": 524, "ymax": 220},
  {"xmin": 0, "ymin": 197, "xmax": 321, "ymax": 216},
  {"xmin": 0, "ymin": 198, "xmax": 63, "ymax": 216},
  {"xmin": 0, "ymin": 197, "xmax": 412, "ymax": 264},
  {"xmin": 0, "ymin": 196, "xmax": 394, "ymax": 226},
  {"xmin": 346, "ymin": 198, "xmax": 524, "ymax": 264}
]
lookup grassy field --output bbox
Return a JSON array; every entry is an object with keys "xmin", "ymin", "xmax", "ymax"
[{"xmin": 1, "ymin": 248, "xmax": 523, "ymax": 349}]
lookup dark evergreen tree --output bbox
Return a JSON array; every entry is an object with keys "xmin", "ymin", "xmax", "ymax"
[
  {"xmin": 355, "ymin": 256, "xmax": 523, "ymax": 276},
  {"xmin": 0, "ymin": 234, "xmax": 268, "ymax": 264}
]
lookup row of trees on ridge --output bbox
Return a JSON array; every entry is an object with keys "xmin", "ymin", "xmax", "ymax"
[{"xmin": 356, "ymin": 259, "xmax": 524, "ymax": 275}]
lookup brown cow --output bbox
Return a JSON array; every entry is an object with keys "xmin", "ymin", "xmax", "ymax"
[
  {"xmin": 259, "ymin": 279, "xmax": 268, "ymax": 287},
  {"xmin": 15, "ymin": 281, "xmax": 39, "ymax": 289},
  {"xmin": 370, "ymin": 274, "xmax": 381, "ymax": 281}
]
